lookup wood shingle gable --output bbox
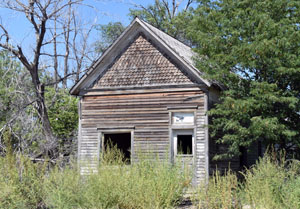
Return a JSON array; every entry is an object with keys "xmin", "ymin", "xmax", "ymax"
[
  {"xmin": 92, "ymin": 35, "xmax": 193, "ymax": 88},
  {"xmin": 70, "ymin": 17, "xmax": 212, "ymax": 95}
]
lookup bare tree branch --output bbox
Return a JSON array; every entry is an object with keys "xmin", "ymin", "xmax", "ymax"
[{"xmin": 45, "ymin": 72, "xmax": 77, "ymax": 86}]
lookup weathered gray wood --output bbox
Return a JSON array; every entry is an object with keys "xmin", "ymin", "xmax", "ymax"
[
  {"xmin": 83, "ymin": 87, "xmax": 202, "ymax": 96},
  {"xmin": 204, "ymin": 92, "xmax": 209, "ymax": 183},
  {"xmin": 78, "ymin": 89, "xmax": 206, "ymax": 177}
]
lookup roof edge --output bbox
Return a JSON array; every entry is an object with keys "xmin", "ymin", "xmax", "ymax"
[
  {"xmin": 70, "ymin": 17, "xmax": 141, "ymax": 95},
  {"xmin": 70, "ymin": 17, "xmax": 212, "ymax": 95}
]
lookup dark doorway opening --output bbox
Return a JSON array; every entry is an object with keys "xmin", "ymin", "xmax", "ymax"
[
  {"xmin": 104, "ymin": 133, "xmax": 131, "ymax": 162},
  {"xmin": 177, "ymin": 135, "xmax": 193, "ymax": 155}
]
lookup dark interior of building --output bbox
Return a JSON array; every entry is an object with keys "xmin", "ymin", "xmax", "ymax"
[
  {"xmin": 177, "ymin": 135, "xmax": 193, "ymax": 155},
  {"xmin": 104, "ymin": 133, "xmax": 131, "ymax": 162}
]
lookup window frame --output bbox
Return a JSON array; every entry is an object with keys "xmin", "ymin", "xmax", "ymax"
[
  {"xmin": 97, "ymin": 126, "xmax": 135, "ymax": 163},
  {"xmin": 173, "ymin": 129, "xmax": 194, "ymax": 156},
  {"xmin": 168, "ymin": 108, "xmax": 197, "ymax": 163}
]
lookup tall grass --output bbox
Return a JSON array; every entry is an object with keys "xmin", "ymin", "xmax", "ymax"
[
  {"xmin": 242, "ymin": 153, "xmax": 300, "ymax": 209},
  {"xmin": 44, "ymin": 145, "xmax": 191, "ymax": 209},
  {"xmin": 1, "ymin": 147, "xmax": 300, "ymax": 209},
  {"xmin": 0, "ymin": 155, "xmax": 46, "ymax": 208},
  {"xmin": 192, "ymin": 152, "xmax": 300, "ymax": 209},
  {"xmin": 0, "ymin": 145, "xmax": 191, "ymax": 209},
  {"xmin": 193, "ymin": 169, "xmax": 240, "ymax": 209}
]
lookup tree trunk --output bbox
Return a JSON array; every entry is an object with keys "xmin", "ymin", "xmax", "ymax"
[
  {"xmin": 30, "ymin": 69, "xmax": 56, "ymax": 156},
  {"xmin": 63, "ymin": 3, "xmax": 72, "ymax": 89},
  {"xmin": 53, "ymin": 13, "xmax": 58, "ymax": 89}
]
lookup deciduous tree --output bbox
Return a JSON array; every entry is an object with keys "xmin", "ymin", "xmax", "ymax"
[
  {"xmin": 0, "ymin": 0, "xmax": 93, "ymax": 157},
  {"xmin": 188, "ymin": 0, "xmax": 300, "ymax": 159},
  {"xmin": 129, "ymin": 0, "xmax": 195, "ymax": 44}
]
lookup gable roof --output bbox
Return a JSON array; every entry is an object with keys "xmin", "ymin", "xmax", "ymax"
[
  {"xmin": 141, "ymin": 20, "xmax": 196, "ymax": 69},
  {"xmin": 70, "ymin": 17, "xmax": 212, "ymax": 95}
]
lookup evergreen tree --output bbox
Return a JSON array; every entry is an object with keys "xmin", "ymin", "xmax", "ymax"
[{"xmin": 188, "ymin": 0, "xmax": 300, "ymax": 158}]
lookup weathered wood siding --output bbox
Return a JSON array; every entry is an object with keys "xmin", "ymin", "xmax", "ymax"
[
  {"xmin": 78, "ymin": 88, "xmax": 207, "ymax": 183},
  {"xmin": 195, "ymin": 101, "xmax": 208, "ymax": 183}
]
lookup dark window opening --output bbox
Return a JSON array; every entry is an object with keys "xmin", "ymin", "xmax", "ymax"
[
  {"xmin": 104, "ymin": 133, "xmax": 131, "ymax": 163},
  {"xmin": 177, "ymin": 135, "xmax": 193, "ymax": 155}
]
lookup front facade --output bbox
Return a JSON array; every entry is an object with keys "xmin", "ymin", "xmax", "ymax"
[{"xmin": 70, "ymin": 18, "xmax": 227, "ymax": 184}]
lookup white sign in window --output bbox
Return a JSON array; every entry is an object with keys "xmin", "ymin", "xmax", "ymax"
[{"xmin": 172, "ymin": 112, "xmax": 194, "ymax": 125}]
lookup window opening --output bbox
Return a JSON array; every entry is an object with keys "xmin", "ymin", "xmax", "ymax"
[
  {"xmin": 103, "ymin": 133, "xmax": 131, "ymax": 163},
  {"xmin": 177, "ymin": 134, "xmax": 193, "ymax": 155}
]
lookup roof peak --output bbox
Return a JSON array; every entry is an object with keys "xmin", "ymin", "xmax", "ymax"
[{"xmin": 70, "ymin": 17, "xmax": 211, "ymax": 95}]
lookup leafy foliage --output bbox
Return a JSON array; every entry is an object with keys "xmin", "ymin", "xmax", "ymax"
[
  {"xmin": 0, "ymin": 50, "xmax": 43, "ymax": 155},
  {"xmin": 0, "ymin": 50, "xmax": 78, "ymax": 157},
  {"xmin": 95, "ymin": 22, "xmax": 126, "ymax": 55},
  {"xmin": 46, "ymin": 88, "xmax": 78, "ymax": 139},
  {"xmin": 0, "ymin": 51, "xmax": 24, "ymax": 127},
  {"xmin": 188, "ymin": 0, "xmax": 300, "ymax": 158}
]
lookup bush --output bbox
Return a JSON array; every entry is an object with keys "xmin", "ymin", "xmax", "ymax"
[
  {"xmin": 0, "ymin": 155, "xmax": 46, "ymax": 208},
  {"xmin": 242, "ymin": 155, "xmax": 286, "ymax": 208},
  {"xmin": 192, "ymin": 152, "xmax": 300, "ymax": 209}
]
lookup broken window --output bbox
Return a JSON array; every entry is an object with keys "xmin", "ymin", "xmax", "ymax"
[
  {"xmin": 103, "ymin": 133, "xmax": 131, "ymax": 163},
  {"xmin": 173, "ymin": 129, "xmax": 194, "ymax": 156},
  {"xmin": 172, "ymin": 112, "xmax": 194, "ymax": 125},
  {"xmin": 177, "ymin": 134, "xmax": 193, "ymax": 155}
]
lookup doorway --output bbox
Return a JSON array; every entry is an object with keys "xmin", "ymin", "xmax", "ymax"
[{"xmin": 173, "ymin": 129, "xmax": 194, "ymax": 156}]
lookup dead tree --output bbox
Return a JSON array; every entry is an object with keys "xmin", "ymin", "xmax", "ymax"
[
  {"xmin": 0, "ymin": 0, "xmax": 83, "ymax": 157},
  {"xmin": 71, "ymin": 11, "xmax": 95, "ymax": 82}
]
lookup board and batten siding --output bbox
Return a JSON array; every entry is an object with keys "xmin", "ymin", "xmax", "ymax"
[{"xmin": 78, "ymin": 87, "xmax": 208, "ymax": 183}]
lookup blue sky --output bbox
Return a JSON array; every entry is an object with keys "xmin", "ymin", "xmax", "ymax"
[
  {"xmin": 0, "ymin": 0, "xmax": 155, "ymax": 66},
  {"xmin": 0, "ymin": 0, "xmax": 153, "ymax": 47},
  {"xmin": 0, "ymin": 0, "xmax": 194, "ymax": 84},
  {"xmin": 1, "ymin": 0, "xmax": 195, "ymax": 44}
]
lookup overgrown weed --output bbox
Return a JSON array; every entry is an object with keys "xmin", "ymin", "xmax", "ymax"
[
  {"xmin": 1, "ymin": 147, "xmax": 300, "ymax": 209},
  {"xmin": 0, "ymin": 145, "xmax": 191, "ymax": 208},
  {"xmin": 192, "ymin": 169, "xmax": 240, "ymax": 209}
]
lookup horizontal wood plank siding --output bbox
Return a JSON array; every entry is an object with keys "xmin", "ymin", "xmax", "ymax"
[
  {"xmin": 195, "ymin": 104, "xmax": 207, "ymax": 184},
  {"xmin": 79, "ymin": 88, "xmax": 206, "ymax": 177}
]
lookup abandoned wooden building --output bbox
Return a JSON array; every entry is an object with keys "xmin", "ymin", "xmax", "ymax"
[{"xmin": 70, "ymin": 17, "xmax": 244, "ymax": 184}]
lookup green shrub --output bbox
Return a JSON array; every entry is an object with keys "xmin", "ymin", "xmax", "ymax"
[
  {"xmin": 283, "ymin": 176, "xmax": 300, "ymax": 208},
  {"xmin": 43, "ymin": 164, "xmax": 84, "ymax": 209},
  {"xmin": 242, "ymin": 155, "xmax": 286, "ymax": 209}
]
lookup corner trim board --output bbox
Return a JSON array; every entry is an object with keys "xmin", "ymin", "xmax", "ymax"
[{"xmin": 204, "ymin": 91, "xmax": 209, "ymax": 182}]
